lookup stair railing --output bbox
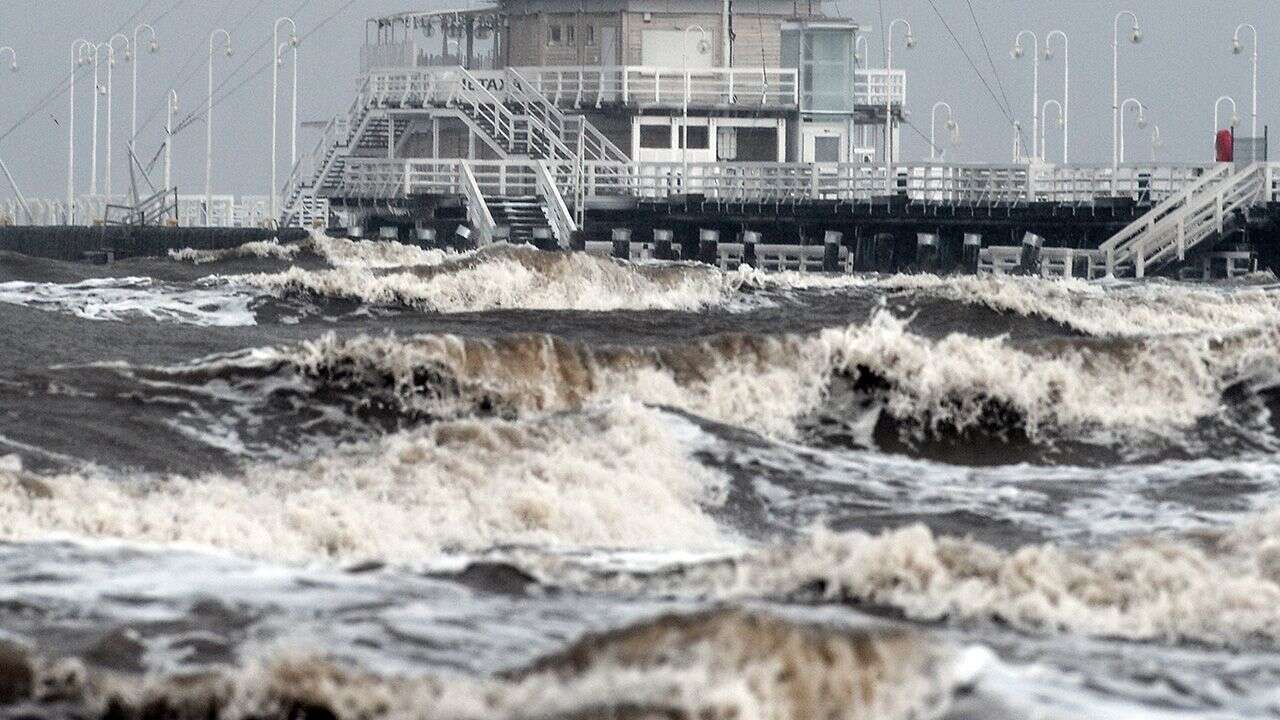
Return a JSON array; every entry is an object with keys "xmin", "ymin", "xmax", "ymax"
[
  {"xmin": 533, "ymin": 160, "xmax": 577, "ymax": 246},
  {"xmin": 460, "ymin": 160, "xmax": 496, "ymax": 245},
  {"xmin": 448, "ymin": 66, "xmax": 518, "ymax": 152}
]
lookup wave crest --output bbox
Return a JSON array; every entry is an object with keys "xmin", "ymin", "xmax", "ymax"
[{"xmin": 3, "ymin": 608, "xmax": 961, "ymax": 720}]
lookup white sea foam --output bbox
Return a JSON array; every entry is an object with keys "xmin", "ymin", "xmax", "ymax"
[
  {"xmin": 0, "ymin": 401, "xmax": 730, "ymax": 562},
  {"xmin": 275, "ymin": 308, "xmax": 1278, "ymax": 442},
  {"xmin": 235, "ymin": 244, "xmax": 738, "ymax": 313},
  {"xmin": 169, "ymin": 240, "xmax": 301, "ymax": 264},
  {"xmin": 0, "ymin": 276, "xmax": 258, "ymax": 326},
  {"xmin": 872, "ymin": 273, "xmax": 1280, "ymax": 338},
  {"xmin": 541, "ymin": 506, "xmax": 1280, "ymax": 649},
  {"xmin": 12, "ymin": 608, "xmax": 960, "ymax": 720}
]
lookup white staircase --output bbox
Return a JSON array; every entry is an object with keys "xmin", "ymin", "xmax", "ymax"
[
  {"xmin": 1098, "ymin": 162, "xmax": 1267, "ymax": 277},
  {"xmin": 281, "ymin": 66, "xmax": 618, "ymax": 242}
]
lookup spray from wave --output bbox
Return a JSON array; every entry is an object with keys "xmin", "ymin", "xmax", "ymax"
[
  {"xmin": 0, "ymin": 401, "xmax": 730, "ymax": 562},
  {"xmin": 233, "ymin": 243, "xmax": 741, "ymax": 313},
  {"xmin": 261, "ymin": 308, "xmax": 1280, "ymax": 445}
]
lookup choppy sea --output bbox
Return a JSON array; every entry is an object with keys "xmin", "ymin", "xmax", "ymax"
[{"xmin": 2, "ymin": 232, "xmax": 1280, "ymax": 719}]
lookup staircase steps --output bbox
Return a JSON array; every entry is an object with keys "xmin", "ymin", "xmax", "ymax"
[{"xmin": 488, "ymin": 195, "xmax": 548, "ymax": 244}]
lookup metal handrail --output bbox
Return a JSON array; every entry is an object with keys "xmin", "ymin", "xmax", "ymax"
[
  {"xmin": 460, "ymin": 160, "xmax": 495, "ymax": 244},
  {"xmin": 533, "ymin": 160, "xmax": 577, "ymax": 245}
]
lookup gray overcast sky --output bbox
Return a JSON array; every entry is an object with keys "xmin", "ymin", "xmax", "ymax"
[{"xmin": 0, "ymin": 0, "xmax": 1271, "ymax": 199}]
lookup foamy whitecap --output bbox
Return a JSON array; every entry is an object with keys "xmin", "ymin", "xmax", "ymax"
[
  {"xmin": 273, "ymin": 309, "xmax": 1276, "ymax": 442},
  {"xmin": 0, "ymin": 401, "xmax": 730, "ymax": 561},
  {"xmin": 234, "ymin": 244, "xmax": 738, "ymax": 313},
  {"xmin": 0, "ymin": 276, "xmax": 259, "ymax": 327},
  {"xmin": 169, "ymin": 240, "xmax": 302, "ymax": 264},
  {"xmin": 7, "ymin": 608, "xmax": 960, "ymax": 720}
]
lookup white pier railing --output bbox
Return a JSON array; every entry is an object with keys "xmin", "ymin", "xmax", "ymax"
[
  {"xmin": 511, "ymin": 65, "xmax": 800, "ymax": 109},
  {"xmin": 334, "ymin": 158, "xmax": 1230, "ymax": 209}
]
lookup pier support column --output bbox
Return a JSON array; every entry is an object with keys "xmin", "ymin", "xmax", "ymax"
[
  {"xmin": 699, "ymin": 229, "xmax": 719, "ymax": 266},
  {"xmin": 415, "ymin": 223, "xmax": 437, "ymax": 249},
  {"xmin": 452, "ymin": 224, "xmax": 474, "ymax": 251},
  {"xmin": 873, "ymin": 232, "xmax": 896, "ymax": 273},
  {"xmin": 962, "ymin": 233, "xmax": 982, "ymax": 275},
  {"xmin": 851, "ymin": 230, "xmax": 874, "ymax": 272},
  {"xmin": 741, "ymin": 230, "xmax": 759, "ymax": 268},
  {"xmin": 532, "ymin": 227, "xmax": 555, "ymax": 251},
  {"xmin": 916, "ymin": 233, "xmax": 939, "ymax": 274},
  {"xmin": 612, "ymin": 228, "xmax": 632, "ymax": 260},
  {"xmin": 1019, "ymin": 232, "xmax": 1044, "ymax": 276},
  {"xmin": 823, "ymin": 231, "xmax": 843, "ymax": 273},
  {"xmin": 938, "ymin": 231, "xmax": 964, "ymax": 273},
  {"xmin": 678, "ymin": 228, "xmax": 699, "ymax": 264},
  {"xmin": 653, "ymin": 228, "xmax": 674, "ymax": 260}
]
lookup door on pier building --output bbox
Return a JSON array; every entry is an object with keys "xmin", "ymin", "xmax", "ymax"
[{"xmin": 801, "ymin": 124, "xmax": 846, "ymax": 163}]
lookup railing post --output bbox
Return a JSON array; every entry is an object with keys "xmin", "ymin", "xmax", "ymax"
[
  {"xmin": 1106, "ymin": 245, "xmax": 1115, "ymax": 277},
  {"xmin": 623, "ymin": 68, "xmax": 630, "ymax": 105},
  {"xmin": 1177, "ymin": 217, "xmax": 1186, "ymax": 260}
]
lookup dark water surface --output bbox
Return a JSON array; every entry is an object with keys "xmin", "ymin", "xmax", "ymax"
[{"xmin": 2, "ymin": 236, "xmax": 1279, "ymax": 719}]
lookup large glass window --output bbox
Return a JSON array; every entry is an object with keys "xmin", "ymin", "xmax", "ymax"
[
  {"xmin": 680, "ymin": 126, "xmax": 710, "ymax": 149},
  {"xmin": 547, "ymin": 25, "xmax": 562, "ymax": 45},
  {"xmin": 640, "ymin": 124, "xmax": 672, "ymax": 149}
]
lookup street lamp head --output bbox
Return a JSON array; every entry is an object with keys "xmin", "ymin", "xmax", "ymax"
[
  {"xmin": 97, "ymin": 84, "xmax": 106, "ymax": 96},
  {"xmin": 225, "ymin": 46, "xmax": 234, "ymax": 57},
  {"xmin": 124, "ymin": 48, "xmax": 134, "ymax": 62},
  {"xmin": 1231, "ymin": 113, "xmax": 1240, "ymax": 127},
  {"xmin": 945, "ymin": 119, "xmax": 957, "ymax": 131},
  {"xmin": 1057, "ymin": 116, "xmax": 1065, "ymax": 128},
  {"xmin": 1043, "ymin": 47, "xmax": 1053, "ymax": 60},
  {"xmin": 1130, "ymin": 27, "xmax": 1142, "ymax": 44},
  {"xmin": 905, "ymin": 34, "xmax": 916, "ymax": 49},
  {"xmin": 1233, "ymin": 38, "xmax": 1243, "ymax": 54},
  {"xmin": 290, "ymin": 34, "xmax": 300, "ymax": 48},
  {"xmin": 149, "ymin": 40, "xmax": 159, "ymax": 53},
  {"xmin": 1011, "ymin": 42, "xmax": 1024, "ymax": 59}
]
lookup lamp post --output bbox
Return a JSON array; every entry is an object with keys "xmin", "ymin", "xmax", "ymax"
[
  {"xmin": 104, "ymin": 33, "xmax": 130, "ymax": 199},
  {"xmin": 1118, "ymin": 97, "xmax": 1147, "ymax": 164},
  {"xmin": 855, "ymin": 35, "xmax": 869, "ymax": 64},
  {"xmin": 205, "ymin": 29, "xmax": 233, "ymax": 226},
  {"xmin": 680, "ymin": 24, "xmax": 708, "ymax": 185},
  {"xmin": 68, "ymin": 39, "xmax": 93, "ymax": 224},
  {"xmin": 165, "ymin": 90, "xmax": 177, "ymax": 194},
  {"xmin": 1112, "ymin": 11, "xmax": 1142, "ymax": 169},
  {"xmin": 1041, "ymin": 99, "xmax": 1064, "ymax": 163},
  {"xmin": 128, "ymin": 24, "xmax": 158, "ymax": 165},
  {"xmin": 929, "ymin": 101, "xmax": 957, "ymax": 161},
  {"xmin": 885, "ymin": 18, "xmax": 914, "ymax": 192},
  {"xmin": 1012, "ymin": 31, "xmax": 1040, "ymax": 160},
  {"xmin": 1232, "ymin": 23, "xmax": 1259, "ymax": 140},
  {"xmin": 1044, "ymin": 30, "xmax": 1069, "ymax": 163},
  {"xmin": 1214, "ymin": 95, "xmax": 1239, "ymax": 136},
  {"xmin": 88, "ymin": 44, "xmax": 107, "ymax": 197},
  {"xmin": 271, "ymin": 17, "xmax": 300, "ymax": 226}
]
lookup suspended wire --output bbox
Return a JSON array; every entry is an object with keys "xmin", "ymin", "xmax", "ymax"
[
  {"xmin": 131, "ymin": 0, "xmax": 265, "ymax": 137},
  {"xmin": 922, "ymin": 0, "xmax": 1028, "ymax": 151},
  {"xmin": 168, "ymin": 0, "xmax": 355, "ymax": 140},
  {"xmin": 0, "ymin": 0, "xmax": 163, "ymax": 144},
  {"xmin": 965, "ymin": 0, "xmax": 1013, "ymax": 117}
]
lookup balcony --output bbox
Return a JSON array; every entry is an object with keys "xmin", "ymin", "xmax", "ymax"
[
  {"xmin": 512, "ymin": 66, "xmax": 800, "ymax": 110},
  {"xmin": 854, "ymin": 69, "xmax": 906, "ymax": 107}
]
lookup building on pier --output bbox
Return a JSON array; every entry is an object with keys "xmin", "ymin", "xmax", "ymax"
[{"xmin": 279, "ymin": 1, "xmax": 1280, "ymax": 280}]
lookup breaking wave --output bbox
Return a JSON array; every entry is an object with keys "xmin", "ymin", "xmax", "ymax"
[
  {"xmin": 875, "ymin": 274, "xmax": 1280, "ymax": 338},
  {"xmin": 233, "ymin": 243, "xmax": 741, "ymax": 313},
  {"xmin": 555, "ymin": 506, "xmax": 1280, "ymax": 649},
  {"xmin": 170, "ymin": 232, "xmax": 449, "ymax": 269},
  {"xmin": 0, "ymin": 401, "xmax": 731, "ymax": 562},
  {"xmin": 0, "ymin": 608, "xmax": 962, "ymax": 720},
  {"xmin": 252, "ymin": 309, "xmax": 1280, "ymax": 446}
]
